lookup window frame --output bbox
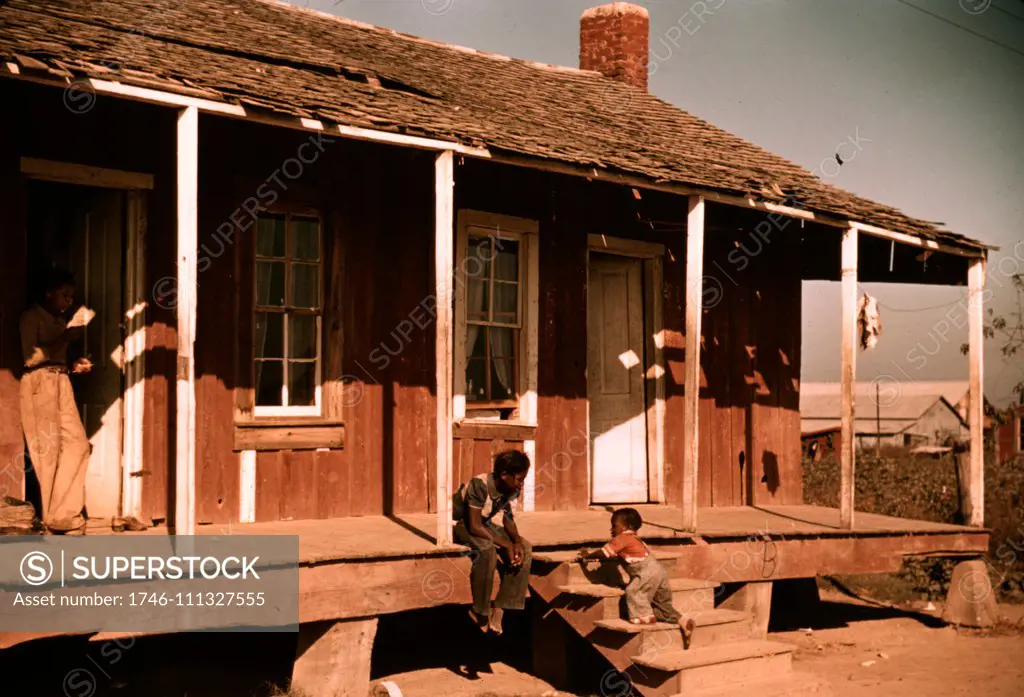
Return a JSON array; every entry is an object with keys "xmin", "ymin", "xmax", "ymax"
[
  {"xmin": 454, "ymin": 210, "xmax": 539, "ymax": 426},
  {"xmin": 252, "ymin": 209, "xmax": 324, "ymax": 418}
]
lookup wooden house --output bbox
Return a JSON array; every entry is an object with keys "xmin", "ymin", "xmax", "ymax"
[
  {"xmin": 0, "ymin": 1, "xmax": 997, "ymax": 694},
  {"xmin": 995, "ymin": 404, "xmax": 1024, "ymax": 465},
  {"xmin": 800, "ymin": 380, "xmax": 971, "ymax": 453}
]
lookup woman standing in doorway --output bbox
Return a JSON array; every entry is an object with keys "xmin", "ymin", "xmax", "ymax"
[{"xmin": 19, "ymin": 268, "xmax": 93, "ymax": 534}]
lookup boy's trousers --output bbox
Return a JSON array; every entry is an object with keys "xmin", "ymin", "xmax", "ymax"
[
  {"xmin": 625, "ymin": 556, "xmax": 681, "ymax": 623},
  {"xmin": 20, "ymin": 368, "xmax": 90, "ymax": 528},
  {"xmin": 454, "ymin": 521, "xmax": 532, "ymax": 616}
]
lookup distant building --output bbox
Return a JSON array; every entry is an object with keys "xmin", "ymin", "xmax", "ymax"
[
  {"xmin": 995, "ymin": 404, "xmax": 1024, "ymax": 465},
  {"xmin": 800, "ymin": 380, "xmax": 971, "ymax": 456}
]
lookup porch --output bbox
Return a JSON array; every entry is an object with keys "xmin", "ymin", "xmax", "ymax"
[
  {"xmin": 0, "ymin": 504, "xmax": 987, "ymax": 653},
  {"xmin": 149, "ymin": 503, "xmax": 988, "ymax": 560}
]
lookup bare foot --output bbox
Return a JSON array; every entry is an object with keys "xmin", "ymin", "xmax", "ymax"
[
  {"xmin": 489, "ymin": 607, "xmax": 504, "ymax": 635},
  {"xmin": 680, "ymin": 617, "xmax": 696, "ymax": 649},
  {"xmin": 468, "ymin": 608, "xmax": 489, "ymax": 631}
]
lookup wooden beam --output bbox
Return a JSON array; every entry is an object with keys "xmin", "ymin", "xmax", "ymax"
[
  {"xmin": 682, "ymin": 196, "xmax": 705, "ymax": 532},
  {"xmin": 435, "ymin": 150, "xmax": 455, "ymax": 546},
  {"xmin": 292, "ymin": 618, "xmax": 379, "ymax": 697},
  {"xmin": 967, "ymin": 256, "xmax": 986, "ymax": 526},
  {"xmin": 587, "ymin": 233, "xmax": 665, "ymax": 259},
  {"xmin": 839, "ymin": 227, "xmax": 858, "ymax": 529},
  {"xmin": 121, "ymin": 191, "xmax": 148, "ymax": 520},
  {"xmin": 173, "ymin": 105, "xmax": 199, "ymax": 536},
  {"xmin": 20, "ymin": 156, "xmax": 154, "ymax": 190},
  {"xmin": 233, "ymin": 424, "xmax": 345, "ymax": 451},
  {"xmin": 0, "ymin": 71, "xmax": 989, "ymax": 259},
  {"xmin": 484, "ymin": 152, "xmax": 989, "ymax": 259},
  {"xmin": 453, "ymin": 421, "xmax": 537, "ymax": 441},
  {"xmin": 239, "ymin": 450, "xmax": 256, "ymax": 524},
  {"xmin": 88, "ymin": 79, "xmax": 488, "ymax": 156}
]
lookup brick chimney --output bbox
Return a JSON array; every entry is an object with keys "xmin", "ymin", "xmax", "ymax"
[{"xmin": 579, "ymin": 3, "xmax": 650, "ymax": 91}]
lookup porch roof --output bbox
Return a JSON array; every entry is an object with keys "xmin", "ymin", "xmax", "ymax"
[{"xmin": 0, "ymin": 0, "xmax": 989, "ymax": 254}]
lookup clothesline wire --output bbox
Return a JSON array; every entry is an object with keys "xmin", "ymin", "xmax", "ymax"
[{"xmin": 856, "ymin": 286, "xmax": 968, "ymax": 313}]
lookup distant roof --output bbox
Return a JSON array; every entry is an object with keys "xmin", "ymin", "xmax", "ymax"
[
  {"xmin": 0, "ymin": 0, "xmax": 988, "ymax": 252},
  {"xmin": 801, "ymin": 418, "xmax": 920, "ymax": 437},
  {"xmin": 800, "ymin": 380, "xmax": 969, "ymax": 434}
]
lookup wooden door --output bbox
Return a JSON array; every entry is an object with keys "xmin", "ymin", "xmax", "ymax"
[
  {"xmin": 70, "ymin": 189, "xmax": 125, "ymax": 520},
  {"xmin": 27, "ymin": 182, "xmax": 127, "ymax": 520},
  {"xmin": 588, "ymin": 255, "xmax": 648, "ymax": 503}
]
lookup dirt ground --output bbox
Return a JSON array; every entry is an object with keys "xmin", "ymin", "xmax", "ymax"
[
  {"xmin": 372, "ymin": 594, "xmax": 1024, "ymax": 697},
  {"xmin": 776, "ymin": 592, "xmax": 1024, "ymax": 697}
]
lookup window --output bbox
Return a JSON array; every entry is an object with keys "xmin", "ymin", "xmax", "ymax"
[
  {"xmin": 454, "ymin": 211, "xmax": 538, "ymax": 423},
  {"xmin": 465, "ymin": 234, "xmax": 521, "ymax": 407},
  {"xmin": 253, "ymin": 212, "xmax": 322, "ymax": 416}
]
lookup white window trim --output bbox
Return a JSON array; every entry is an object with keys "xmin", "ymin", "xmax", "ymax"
[
  {"xmin": 454, "ymin": 210, "xmax": 539, "ymax": 427},
  {"xmin": 253, "ymin": 213, "xmax": 324, "ymax": 418}
]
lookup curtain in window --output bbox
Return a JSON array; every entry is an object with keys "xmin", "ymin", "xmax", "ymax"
[
  {"xmin": 465, "ymin": 280, "xmax": 485, "ymax": 398},
  {"xmin": 490, "ymin": 250, "xmax": 518, "ymax": 395},
  {"xmin": 254, "ymin": 263, "xmax": 274, "ymax": 394}
]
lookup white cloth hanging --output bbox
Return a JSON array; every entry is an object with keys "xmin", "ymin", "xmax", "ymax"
[{"xmin": 857, "ymin": 292, "xmax": 883, "ymax": 350}]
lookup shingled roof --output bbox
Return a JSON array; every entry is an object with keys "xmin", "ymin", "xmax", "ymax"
[{"xmin": 0, "ymin": 0, "xmax": 987, "ymax": 251}]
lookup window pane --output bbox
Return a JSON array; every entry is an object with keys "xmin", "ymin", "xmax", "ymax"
[
  {"xmin": 488, "ymin": 326, "xmax": 516, "ymax": 358},
  {"xmin": 291, "ymin": 263, "xmax": 319, "ymax": 308},
  {"xmin": 467, "ymin": 326, "xmax": 487, "ymax": 361},
  {"xmin": 466, "ymin": 237, "xmax": 492, "ymax": 280},
  {"xmin": 257, "ymin": 215, "xmax": 286, "ymax": 258},
  {"xmin": 494, "ymin": 239, "xmax": 519, "ymax": 281},
  {"xmin": 290, "ymin": 314, "xmax": 317, "ymax": 359},
  {"xmin": 466, "ymin": 280, "xmax": 489, "ymax": 320},
  {"xmin": 255, "ymin": 360, "xmax": 283, "ymax": 406},
  {"xmin": 291, "ymin": 217, "xmax": 320, "ymax": 261},
  {"xmin": 493, "ymin": 282, "xmax": 518, "ymax": 323},
  {"xmin": 256, "ymin": 261, "xmax": 286, "ymax": 306},
  {"xmin": 289, "ymin": 361, "xmax": 316, "ymax": 406},
  {"xmin": 255, "ymin": 312, "xmax": 283, "ymax": 359},
  {"xmin": 490, "ymin": 359, "xmax": 516, "ymax": 401},
  {"xmin": 465, "ymin": 358, "xmax": 487, "ymax": 403}
]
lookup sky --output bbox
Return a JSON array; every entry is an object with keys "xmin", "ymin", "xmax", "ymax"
[{"xmin": 287, "ymin": 0, "xmax": 1024, "ymax": 406}]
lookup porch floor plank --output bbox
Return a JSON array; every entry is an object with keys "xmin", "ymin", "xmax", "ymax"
[{"xmin": 124, "ymin": 504, "xmax": 978, "ymax": 565}]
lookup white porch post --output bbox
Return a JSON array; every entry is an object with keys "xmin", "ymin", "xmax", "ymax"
[
  {"xmin": 434, "ymin": 150, "xmax": 455, "ymax": 546},
  {"xmin": 173, "ymin": 106, "xmax": 198, "ymax": 535},
  {"xmin": 967, "ymin": 256, "xmax": 987, "ymax": 526},
  {"xmin": 839, "ymin": 226, "xmax": 858, "ymax": 529},
  {"xmin": 682, "ymin": 195, "xmax": 705, "ymax": 532}
]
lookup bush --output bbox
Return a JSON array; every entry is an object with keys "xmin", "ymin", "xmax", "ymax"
[{"xmin": 803, "ymin": 450, "xmax": 1024, "ymax": 601}]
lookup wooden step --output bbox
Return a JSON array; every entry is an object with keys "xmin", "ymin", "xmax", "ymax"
[
  {"xmin": 592, "ymin": 609, "xmax": 751, "ymax": 652},
  {"xmin": 556, "ymin": 577, "xmax": 716, "ymax": 595},
  {"xmin": 554, "ymin": 577, "xmax": 719, "ymax": 621},
  {"xmin": 555, "ymin": 583, "xmax": 625, "ymax": 598},
  {"xmin": 631, "ymin": 639, "xmax": 795, "ymax": 693},
  {"xmin": 683, "ymin": 671, "xmax": 833, "ymax": 697},
  {"xmin": 671, "ymin": 578, "xmax": 718, "ymax": 614},
  {"xmin": 533, "ymin": 549, "xmax": 684, "ymax": 564}
]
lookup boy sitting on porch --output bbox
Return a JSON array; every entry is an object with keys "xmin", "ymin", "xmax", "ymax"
[
  {"xmin": 452, "ymin": 449, "xmax": 532, "ymax": 635},
  {"xmin": 577, "ymin": 508, "xmax": 697, "ymax": 645}
]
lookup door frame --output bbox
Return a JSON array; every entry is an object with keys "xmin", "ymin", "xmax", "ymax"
[
  {"xmin": 586, "ymin": 235, "xmax": 666, "ymax": 504},
  {"xmin": 20, "ymin": 157, "xmax": 152, "ymax": 518}
]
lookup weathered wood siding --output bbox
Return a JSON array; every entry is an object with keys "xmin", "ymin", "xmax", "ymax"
[
  {"xmin": 0, "ymin": 81, "xmax": 805, "ymax": 526},
  {"xmin": 456, "ymin": 160, "xmax": 805, "ymax": 511},
  {"xmin": 0, "ymin": 81, "xmax": 175, "ymax": 522},
  {"xmin": 197, "ymin": 118, "xmax": 437, "ymax": 522}
]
